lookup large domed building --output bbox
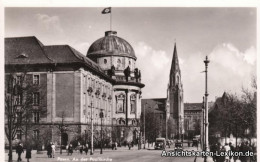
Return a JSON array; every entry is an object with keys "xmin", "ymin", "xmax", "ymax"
[
  {"xmin": 5, "ymin": 30, "xmax": 145, "ymax": 149},
  {"xmin": 87, "ymin": 31, "xmax": 145, "ymax": 142}
]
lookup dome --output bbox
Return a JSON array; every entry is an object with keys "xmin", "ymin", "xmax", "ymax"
[{"xmin": 87, "ymin": 31, "xmax": 136, "ymax": 60}]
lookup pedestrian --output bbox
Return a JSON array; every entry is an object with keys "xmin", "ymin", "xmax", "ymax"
[
  {"xmin": 115, "ymin": 142, "xmax": 118, "ymax": 150},
  {"xmin": 79, "ymin": 144, "xmax": 83, "ymax": 154},
  {"xmin": 47, "ymin": 142, "xmax": 52, "ymax": 158},
  {"xmin": 112, "ymin": 143, "xmax": 114, "ymax": 150},
  {"xmin": 84, "ymin": 143, "xmax": 89, "ymax": 155},
  {"xmin": 25, "ymin": 144, "xmax": 32, "ymax": 162},
  {"xmin": 210, "ymin": 143, "xmax": 217, "ymax": 162},
  {"xmin": 224, "ymin": 143, "xmax": 230, "ymax": 162},
  {"xmin": 233, "ymin": 145, "xmax": 240, "ymax": 162},
  {"xmin": 220, "ymin": 146, "xmax": 226, "ymax": 162},
  {"xmin": 16, "ymin": 143, "xmax": 24, "ymax": 162},
  {"xmin": 128, "ymin": 142, "xmax": 131, "ymax": 150},
  {"xmin": 131, "ymin": 141, "xmax": 134, "ymax": 148},
  {"xmin": 68, "ymin": 143, "xmax": 73, "ymax": 155},
  {"xmin": 216, "ymin": 143, "xmax": 222, "ymax": 162},
  {"xmin": 229, "ymin": 142, "xmax": 234, "ymax": 162},
  {"xmin": 51, "ymin": 142, "xmax": 56, "ymax": 158},
  {"xmin": 66, "ymin": 144, "xmax": 69, "ymax": 155}
]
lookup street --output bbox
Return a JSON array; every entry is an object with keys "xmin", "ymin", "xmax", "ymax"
[{"xmin": 5, "ymin": 146, "xmax": 197, "ymax": 162}]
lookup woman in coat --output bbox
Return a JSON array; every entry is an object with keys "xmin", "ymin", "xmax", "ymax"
[
  {"xmin": 25, "ymin": 144, "xmax": 32, "ymax": 162},
  {"xmin": 47, "ymin": 142, "xmax": 52, "ymax": 158},
  {"xmin": 68, "ymin": 144, "xmax": 73, "ymax": 155}
]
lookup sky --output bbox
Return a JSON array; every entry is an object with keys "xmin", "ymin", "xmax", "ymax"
[{"xmin": 5, "ymin": 7, "xmax": 257, "ymax": 103}]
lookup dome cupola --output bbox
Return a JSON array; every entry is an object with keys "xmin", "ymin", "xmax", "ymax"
[{"xmin": 87, "ymin": 31, "xmax": 136, "ymax": 60}]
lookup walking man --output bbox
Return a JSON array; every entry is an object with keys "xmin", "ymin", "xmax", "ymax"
[{"xmin": 16, "ymin": 143, "xmax": 24, "ymax": 162}]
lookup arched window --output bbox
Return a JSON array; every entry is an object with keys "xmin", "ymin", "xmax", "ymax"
[
  {"xmin": 130, "ymin": 94, "xmax": 136, "ymax": 113},
  {"xmin": 118, "ymin": 118, "xmax": 125, "ymax": 125},
  {"xmin": 117, "ymin": 58, "xmax": 121, "ymax": 70},
  {"xmin": 104, "ymin": 59, "xmax": 107, "ymax": 64},
  {"xmin": 116, "ymin": 93, "xmax": 125, "ymax": 113}
]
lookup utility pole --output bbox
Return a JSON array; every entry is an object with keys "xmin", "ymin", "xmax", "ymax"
[
  {"xmin": 143, "ymin": 103, "xmax": 147, "ymax": 149},
  {"xmin": 204, "ymin": 56, "xmax": 210, "ymax": 162}
]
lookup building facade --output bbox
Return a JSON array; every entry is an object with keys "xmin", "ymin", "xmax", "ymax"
[{"xmin": 5, "ymin": 31, "xmax": 144, "ymax": 148}]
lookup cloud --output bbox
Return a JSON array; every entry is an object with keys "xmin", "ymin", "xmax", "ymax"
[
  {"xmin": 72, "ymin": 42, "xmax": 90, "ymax": 55},
  {"xmin": 135, "ymin": 42, "xmax": 171, "ymax": 99},
  {"xmin": 34, "ymin": 13, "xmax": 63, "ymax": 34},
  {"xmin": 182, "ymin": 43, "xmax": 256, "ymax": 102}
]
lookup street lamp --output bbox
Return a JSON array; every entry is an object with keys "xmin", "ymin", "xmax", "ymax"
[
  {"xmin": 99, "ymin": 110, "xmax": 104, "ymax": 154},
  {"xmin": 87, "ymin": 87, "xmax": 94, "ymax": 155},
  {"xmin": 143, "ymin": 103, "xmax": 147, "ymax": 149},
  {"xmin": 203, "ymin": 56, "xmax": 210, "ymax": 162}
]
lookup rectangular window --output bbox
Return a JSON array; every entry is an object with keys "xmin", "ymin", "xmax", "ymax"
[
  {"xmin": 33, "ymin": 130, "xmax": 39, "ymax": 139},
  {"xmin": 17, "ymin": 130, "xmax": 22, "ymax": 140},
  {"xmin": 33, "ymin": 92, "xmax": 40, "ymax": 105},
  {"xmin": 16, "ymin": 112, "xmax": 22, "ymax": 123},
  {"xmin": 33, "ymin": 112, "xmax": 40, "ymax": 123},
  {"xmin": 33, "ymin": 75, "xmax": 40, "ymax": 85},
  {"xmin": 16, "ymin": 76, "xmax": 22, "ymax": 85},
  {"xmin": 16, "ymin": 94, "xmax": 23, "ymax": 105}
]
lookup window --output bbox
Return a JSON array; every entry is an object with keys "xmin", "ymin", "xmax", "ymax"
[
  {"xmin": 33, "ymin": 92, "xmax": 40, "ymax": 105},
  {"xmin": 130, "ymin": 94, "xmax": 136, "ymax": 113},
  {"xmin": 104, "ymin": 59, "xmax": 107, "ymax": 64},
  {"xmin": 116, "ymin": 93, "xmax": 125, "ymax": 113},
  {"xmin": 33, "ymin": 130, "xmax": 39, "ymax": 139},
  {"xmin": 33, "ymin": 75, "xmax": 40, "ymax": 85},
  {"xmin": 117, "ymin": 59, "xmax": 121, "ymax": 69},
  {"xmin": 16, "ymin": 112, "xmax": 22, "ymax": 123},
  {"xmin": 17, "ymin": 130, "xmax": 22, "ymax": 140},
  {"xmin": 33, "ymin": 112, "xmax": 40, "ymax": 123},
  {"xmin": 16, "ymin": 94, "xmax": 23, "ymax": 105},
  {"xmin": 16, "ymin": 76, "xmax": 22, "ymax": 85}
]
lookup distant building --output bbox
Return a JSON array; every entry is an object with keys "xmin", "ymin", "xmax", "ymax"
[
  {"xmin": 166, "ymin": 43, "xmax": 184, "ymax": 138},
  {"xmin": 141, "ymin": 98, "xmax": 166, "ymax": 138},
  {"xmin": 141, "ymin": 43, "xmax": 184, "ymax": 140},
  {"xmin": 184, "ymin": 103, "xmax": 203, "ymax": 139}
]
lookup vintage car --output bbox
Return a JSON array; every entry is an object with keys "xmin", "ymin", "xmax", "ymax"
[
  {"xmin": 154, "ymin": 138, "xmax": 166, "ymax": 150},
  {"xmin": 174, "ymin": 142, "xmax": 183, "ymax": 151}
]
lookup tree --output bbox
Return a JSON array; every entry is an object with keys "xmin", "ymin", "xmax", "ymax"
[
  {"xmin": 5, "ymin": 69, "xmax": 46, "ymax": 162},
  {"xmin": 209, "ymin": 76, "xmax": 257, "ymax": 145}
]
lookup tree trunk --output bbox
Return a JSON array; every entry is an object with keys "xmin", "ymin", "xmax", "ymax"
[
  {"xmin": 60, "ymin": 132, "xmax": 62, "ymax": 154},
  {"xmin": 8, "ymin": 136, "xmax": 13, "ymax": 162}
]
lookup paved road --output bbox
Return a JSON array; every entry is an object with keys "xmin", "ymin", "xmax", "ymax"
[{"xmin": 5, "ymin": 146, "xmax": 197, "ymax": 162}]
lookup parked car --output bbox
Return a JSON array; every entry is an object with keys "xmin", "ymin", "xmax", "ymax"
[
  {"xmin": 174, "ymin": 142, "xmax": 183, "ymax": 151},
  {"xmin": 154, "ymin": 138, "xmax": 166, "ymax": 150},
  {"xmin": 192, "ymin": 140, "xmax": 198, "ymax": 147}
]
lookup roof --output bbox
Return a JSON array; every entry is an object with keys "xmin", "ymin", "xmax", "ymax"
[
  {"xmin": 141, "ymin": 98, "xmax": 166, "ymax": 112},
  {"xmin": 5, "ymin": 36, "xmax": 53, "ymax": 64},
  {"xmin": 87, "ymin": 31, "xmax": 136, "ymax": 60},
  {"xmin": 184, "ymin": 103, "xmax": 202, "ymax": 111},
  {"xmin": 5, "ymin": 36, "xmax": 110, "ymax": 80}
]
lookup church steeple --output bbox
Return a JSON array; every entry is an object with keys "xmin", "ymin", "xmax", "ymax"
[{"xmin": 170, "ymin": 42, "xmax": 181, "ymax": 87}]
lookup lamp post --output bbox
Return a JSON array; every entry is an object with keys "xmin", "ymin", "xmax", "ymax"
[
  {"xmin": 202, "ymin": 97, "xmax": 205, "ymax": 151},
  {"xmin": 99, "ymin": 110, "xmax": 104, "ymax": 154},
  {"xmin": 143, "ymin": 103, "xmax": 147, "ymax": 149},
  {"xmin": 87, "ymin": 87, "xmax": 94, "ymax": 155},
  {"xmin": 204, "ymin": 56, "xmax": 210, "ymax": 162}
]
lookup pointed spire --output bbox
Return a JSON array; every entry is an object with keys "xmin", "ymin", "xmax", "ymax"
[
  {"xmin": 170, "ymin": 42, "xmax": 180, "ymax": 74},
  {"xmin": 169, "ymin": 42, "xmax": 181, "ymax": 87}
]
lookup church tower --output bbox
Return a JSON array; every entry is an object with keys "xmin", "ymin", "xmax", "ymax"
[{"xmin": 167, "ymin": 43, "xmax": 184, "ymax": 139}]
